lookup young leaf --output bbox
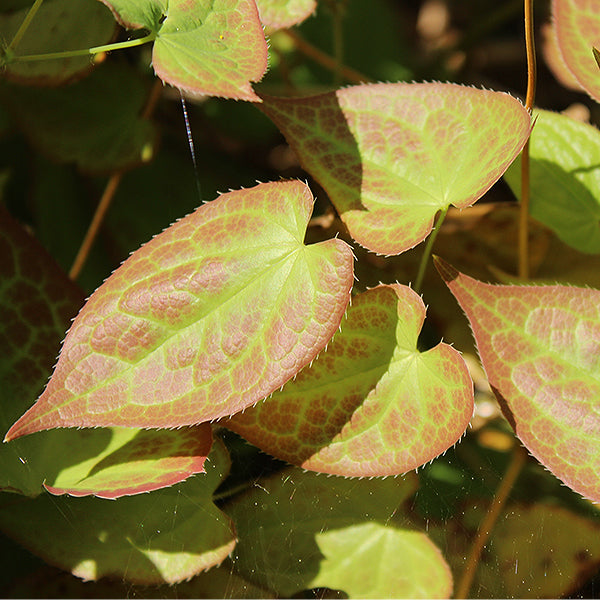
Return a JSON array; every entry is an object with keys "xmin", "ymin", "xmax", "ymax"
[
  {"xmin": 260, "ymin": 83, "xmax": 531, "ymax": 255},
  {"xmin": 225, "ymin": 284, "xmax": 474, "ymax": 476},
  {"xmin": 0, "ymin": 438, "xmax": 235, "ymax": 584},
  {"xmin": 101, "ymin": 0, "xmax": 268, "ymax": 101},
  {"xmin": 0, "ymin": 62, "xmax": 157, "ymax": 173},
  {"xmin": 504, "ymin": 110, "xmax": 600, "ymax": 254},
  {"xmin": 255, "ymin": 0, "xmax": 316, "ymax": 29},
  {"xmin": 0, "ymin": 0, "xmax": 116, "ymax": 85},
  {"xmin": 5, "ymin": 180, "xmax": 354, "ymax": 440},
  {"xmin": 435, "ymin": 257, "xmax": 600, "ymax": 503},
  {"xmin": 226, "ymin": 468, "xmax": 452, "ymax": 599},
  {"xmin": 0, "ymin": 207, "xmax": 214, "ymax": 498},
  {"xmin": 553, "ymin": 0, "xmax": 600, "ymax": 102}
]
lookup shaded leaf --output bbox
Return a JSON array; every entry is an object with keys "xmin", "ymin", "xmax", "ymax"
[
  {"xmin": 6, "ymin": 180, "xmax": 354, "ymax": 440},
  {"xmin": 0, "ymin": 0, "xmax": 116, "ymax": 85},
  {"xmin": 0, "ymin": 207, "xmax": 215, "ymax": 498},
  {"xmin": 553, "ymin": 0, "xmax": 600, "ymax": 102},
  {"xmin": 541, "ymin": 21, "xmax": 585, "ymax": 92},
  {"xmin": 435, "ymin": 258, "xmax": 600, "ymax": 503},
  {"xmin": 260, "ymin": 83, "xmax": 531, "ymax": 255},
  {"xmin": 226, "ymin": 284, "xmax": 473, "ymax": 476},
  {"xmin": 0, "ymin": 438, "xmax": 235, "ymax": 584},
  {"xmin": 0, "ymin": 62, "xmax": 157, "ymax": 174},
  {"xmin": 101, "ymin": 0, "xmax": 268, "ymax": 101},
  {"xmin": 226, "ymin": 468, "xmax": 452, "ymax": 598},
  {"xmin": 504, "ymin": 110, "xmax": 600, "ymax": 254},
  {"xmin": 255, "ymin": 0, "xmax": 316, "ymax": 29}
]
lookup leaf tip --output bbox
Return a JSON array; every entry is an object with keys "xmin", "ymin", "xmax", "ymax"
[{"xmin": 432, "ymin": 255, "xmax": 459, "ymax": 283}]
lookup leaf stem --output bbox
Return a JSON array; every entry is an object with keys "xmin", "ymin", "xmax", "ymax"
[
  {"xmin": 455, "ymin": 444, "xmax": 527, "ymax": 599},
  {"xmin": 5, "ymin": 0, "xmax": 45, "ymax": 54},
  {"xmin": 8, "ymin": 32, "xmax": 157, "ymax": 64},
  {"xmin": 281, "ymin": 29, "xmax": 372, "ymax": 85},
  {"xmin": 69, "ymin": 78, "xmax": 163, "ymax": 281},
  {"xmin": 519, "ymin": 0, "xmax": 536, "ymax": 280},
  {"xmin": 414, "ymin": 206, "xmax": 448, "ymax": 294}
]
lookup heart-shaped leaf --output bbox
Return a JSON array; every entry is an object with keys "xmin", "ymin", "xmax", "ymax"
[
  {"xmin": 0, "ymin": 438, "xmax": 235, "ymax": 584},
  {"xmin": 553, "ymin": 0, "xmax": 600, "ymax": 103},
  {"xmin": 0, "ymin": 0, "xmax": 116, "ymax": 85},
  {"xmin": 225, "ymin": 284, "xmax": 473, "ymax": 476},
  {"xmin": 0, "ymin": 206, "xmax": 214, "ymax": 498},
  {"xmin": 260, "ymin": 83, "xmax": 531, "ymax": 255},
  {"xmin": 101, "ymin": 0, "xmax": 268, "ymax": 101},
  {"xmin": 5, "ymin": 180, "xmax": 354, "ymax": 440},
  {"xmin": 0, "ymin": 62, "xmax": 157, "ymax": 173},
  {"xmin": 435, "ymin": 257, "xmax": 600, "ymax": 503},
  {"xmin": 255, "ymin": 0, "xmax": 316, "ymax": 29},
  {"xmin": 226, "ymin": 468, "xmax": 452, "ymax": 599},
  {"xmin": 504, "ymin": 110, "xmax": 600, "ymax": 254}
]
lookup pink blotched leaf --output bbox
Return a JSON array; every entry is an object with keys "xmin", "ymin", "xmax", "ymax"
[
  {"xmin": 100, "ymin": 0, "xmax": 268, "ymax": 101},
  {"xmin": 225, "ymin": 284, "xmax": 474, "ymax": 476},
  {"xmin": 6, "ymin": 181, "xmax": 354, "ymax": 441},
  {"xmin": 436, "ymin": 257, "xmax": 600, "ymax": 503},
  {"xmin": 553, "ymin": 0, "xmax": 600, "ymax": 103},
  {"xmin": 255, "ymin": 0, "xmax": 316, "ymax": 29},
  {"xmin": 260, "ymin": 83, "xmax": 531, "ymax": 255}
]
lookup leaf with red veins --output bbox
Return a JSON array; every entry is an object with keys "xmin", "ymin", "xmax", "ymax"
[
  {"xmin": 100, "ymin": 0, "xmax": 268, "ymax": 101},
  {"xmin": 255, "ymin": 0, "xmax": 316, "ymax": 29},
  {"xmin": 553, "ymin": 0, "xmax": 600, "ymax": 103},
  {"xmin": 435, "ymin": 257, "xmax": 600, "ymax": 503},
  {"xmin": 6, "ymin": 181, "xmax": 354, "ymax": 441},
  {"xmin": 260, "ymin": 83, "xmax": 531, "ymax": 255},
  {"xmin": 225, "ymin": 284, "xmax": 474, "ymax": 476}
]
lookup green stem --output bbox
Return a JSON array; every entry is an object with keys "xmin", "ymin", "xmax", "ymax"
[
  {"xmin": 8, "ymin": 31, "xmax": 157, "ymax": 63},
  {"xmin": 6, "ymin": 0, "xmax": 45, "ymax": 53},
  {"xmin": 414, "ymin": 206, "xmax": 448, "ymax": 294}
]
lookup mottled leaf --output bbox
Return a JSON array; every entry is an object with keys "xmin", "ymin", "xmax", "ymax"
[
  {"xmin": 0, "ymin": 0, "xmax": 116, "ymax": 85},
  {"xmin": 260, "ymin": 83, "xmax": 531, "ymax": 255},
  {"xmin": 0, "ymin": 438, "xmax": 235, "ymax": 584},
  {"xmin": 504, "ymin": 110, "xmax": 600, "ymax": 254},
  {"xmin": 226, "ymin": 284, "xmax": 473, "ymax": 476},
  {"xmin": 6, "ymin": 181, "xmax": 354, "ymax": 440},
  {"xmin": 436, "ymin": 258, "xmax": 600, "ymax": 503},
  {"xmin": 101, "ymin": 0, "xmax": 268, "ymax": 101},
  {"xmin": 226, "ymin": 468, "xmax": 452, "ymax": 598},
  {"xmin": 255, "ymin": 0, "xmax": 316, "ymax": 29},
  {"xmin": 553, "ymin": 0, "xmax": 600, "ymax": 102},
  {"xmin": 0, "ymin": 207, "xmax": 214, "ymax": 498},
  {"xmin": 0, "ymin": 62, "xmax": 157, "ymax": 173}
]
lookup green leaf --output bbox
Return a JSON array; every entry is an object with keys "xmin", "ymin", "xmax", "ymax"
[
  {"xmin": 0, "ymin": 207, "xmax": 215, "ymax": 498},
  {"xmin": 102, "ymin": 0, "xmax": 268, "ymax": 101},
  {"xmin": 504, "ymin": 110, "xmax": 600, "ymax": 254},
  {"xmin": 553, "ymin": 0, "xmax": 600, "ymax": 102},
  {"xmin": 255, "ymin": 0, "xmax": 316, "ymax": 29},
  {"xmin": 0, "ymin": 0, "xmax": 116, "ymax": 85},
  {"xmin": 435, "ymin": 257, "xmax": 600, "ymax": 503},
  {"xmin": 260, "ymin": 83, "xmax": 531, "ymax": 255},
  {"xmin": 0, "ymin": 62, "xmax": 157, "ymax": 173},
  {"xmin": 5, "ymin": 180, "xmax": 354, "ymax": 440},
  {"xmin": 225, "ymin": 284, "xmax": 473, "ymax": 476},
  {"xmin": 226, "ymin": 468, "xmax": 452, "ymax": 598},
  {"xmin": 0, "ymin": 438, "xmax": 235, "ymax": 584}
]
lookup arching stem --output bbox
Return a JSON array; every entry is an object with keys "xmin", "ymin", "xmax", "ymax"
[
  {"xmin": 5, "ymin": 0, "xmax": 45, "ymax": 54},
  {"xmin": 414, "ymin": 206, "xmax": 448, "ymax": 294}
]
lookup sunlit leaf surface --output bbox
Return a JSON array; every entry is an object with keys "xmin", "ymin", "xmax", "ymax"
[
  {"xmin": 255, "ymin": 0, "xmax": 316, "ymax": 29},
  {"xmin": 6, "ymin": 181, "xmax": 354, "ymax": 440},
  {"xmin": 101, "ymin": 0, "xmax": 268, "ymax": 100},
  {"xmin": 436, "ymin": 258, "xmax": 600, "ymax": 503},
  {"xmin": 260, "ymin": 83, "xmax": 531, "ymax": 255},
  {"xmin": 0, "ymin": 207, "xmax": 214, "ymax": 498},
  {"xmin": 505, "ymin": 110, "xmax": 600, "ymax": 254},
  {"xmin": 226, "ymin": 468, "xmax": 452, "ymax": 599},
  {"xmin": 0, "ymin": 0, "xmax": 116, "ymax": 85},
  {"xmin": 553, "ymin": 0, "xmax": 600, "ymax": 102},
  {"xmin": 226, "ymin": 284, "xmax": 473, "ymax": 476},
  {"xmin": 0, "ymin": 439, "xmax": 235, "ymax": 584}
]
